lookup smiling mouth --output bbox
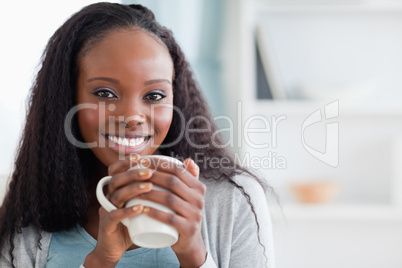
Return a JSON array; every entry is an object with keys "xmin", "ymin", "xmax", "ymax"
[{"xmin": 104, "ymin": 134, "xmax": 151, "ymax": 147}]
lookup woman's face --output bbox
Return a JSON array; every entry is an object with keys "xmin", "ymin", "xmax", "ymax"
[{"xmin": 76, "ymin": 29, "xmax": 174, "ymax": 167}]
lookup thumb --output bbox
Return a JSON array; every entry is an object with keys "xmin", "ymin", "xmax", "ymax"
[{"xmin": 183, "ymin": 158, "xmax": 199, "ymax": 179}]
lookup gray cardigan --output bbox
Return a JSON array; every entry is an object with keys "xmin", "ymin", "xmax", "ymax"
[{"xmin": 1, "ymin": 175, "xmax": 275, "ymax": 267}]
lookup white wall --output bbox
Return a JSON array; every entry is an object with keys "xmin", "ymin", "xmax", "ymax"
[
  {"xmin": 0, "ymin": 0, "xmax": 120, "ymax": 199},
  {"xmin": 229, "ymin": 1, "xmax": 402, "ymax": 267},
  {"xmin": 256, "ymin": 9, "xmax": 402, "ymax": 101},
  {"xmin": 273, "ymin": 219, "xmax": 402, "ymax": 268}
]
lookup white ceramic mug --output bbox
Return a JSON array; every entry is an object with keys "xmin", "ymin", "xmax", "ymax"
[{"xmin": 96, "ymin": 155, "xmax": 182, "ymax": 248}]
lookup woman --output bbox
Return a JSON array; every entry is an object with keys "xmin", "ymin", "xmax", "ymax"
[{"xmin": 0, "ymin": 3, "xmax": 274, "ymax": 267}]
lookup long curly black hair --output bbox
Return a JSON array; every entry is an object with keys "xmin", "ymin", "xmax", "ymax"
[{"xmin": 0, "ymin": 2, "xmax": 272, "ymax": 266}]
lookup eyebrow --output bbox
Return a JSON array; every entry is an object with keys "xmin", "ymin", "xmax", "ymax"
[
  {"xmin": 144, "ymin": 79, "xmax": 171, "ymax": 86},
  {"xmin": 87, "ymin": 77, "xmax": 171, "ymax": 86},
  {"xmin": 87, "ymin": 77, "xmax": 120, "ymax": 84}
]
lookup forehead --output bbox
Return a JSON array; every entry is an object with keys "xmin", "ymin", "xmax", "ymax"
[{"xmin": 79, "ymin": 29, "xmax": 174, "ymax": 80}]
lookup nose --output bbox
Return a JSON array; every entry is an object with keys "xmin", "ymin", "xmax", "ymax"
[{"xmin": 114, "ymin": 102, "xmax": 147, "ymax": 129}]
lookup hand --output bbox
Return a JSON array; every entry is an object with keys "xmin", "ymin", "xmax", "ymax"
[
  {"xmin": 84, "ymin": 156, "xmax": 154, "ymax": 267},
  {"xmin": 137, "ymin": 157, "xmax": 207, "ymax": 267}
]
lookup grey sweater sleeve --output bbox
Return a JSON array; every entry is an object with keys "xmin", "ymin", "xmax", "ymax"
[
  {"xmin": 0, "ymin": 225, "xmax": 51, "ymax": 268},
  {"xmin": 200, "ymin": 174, "xmax": 275, "ymax": 268},
  {"xmin": 230, "ymin": 175, "xmax": 275, "ymax": 267}
]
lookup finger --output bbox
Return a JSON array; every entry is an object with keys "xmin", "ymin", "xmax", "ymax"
[
  {"xmin": 147, "ymin": 171, "xmax": 201, "ymax": 203},
  {"xmin": 109, "ymin": 181, "xmax": 154, "ymax": 208},
  {"xmin": 183, "ymin": 158, "xmax": 199, "ymax": 179},
  {"xmin": 99, "ymin": 204, "xmax": 144, "ymax": 225},
  {"xmin": 108, "ymin": 154, "xmax": 141, "ymax": 176},
  {"xmin": 107, "ymin": 168, "xmax": 154, "ymax": 195},
  {"xmin": 139, "ymin": 157, "xmax": 199, "ymax": 188},
  {"xmin": 138, "ymin": 188, "xmax": 204, "ymax": 215},
  {"xmin": 143, "ymin": 207, "xmax": 200, "ymax": 238}
]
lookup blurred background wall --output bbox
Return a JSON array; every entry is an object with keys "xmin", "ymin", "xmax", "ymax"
[
  {"xmin": 1, "ymin": 0, "xmax": 402, "ymax": 267},
  {"xmin": 123, "ymin": 0, "xmax": 226, "ymax": 117},
  {"xmin": 0, "ymin": 0, "xmax": 123, "ymax": 200}
]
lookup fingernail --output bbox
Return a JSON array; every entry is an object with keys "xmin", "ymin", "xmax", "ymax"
[
  {"xmin": 138, "ymin": 168, "xmax": 154, "ymax": 177},
  {"xmin": 130, "ymin": 154, "xmax": 140, "ymax": 161},
  {"xmin": 139, "ymin": 182, "xmax": 152, "ymax": 189},
  {"xmin": 132, "ymin": 204, "xmax": 142, "ymax": 211},
  {"xmin": 143, "ymin": 207, "xmax": 150, "ymax": 213},
  {"xmin": 140, "ymin": 158, "xmax": 150, "ymax": 167},
  {"xmin": 193, "ymin": 160, "xmax": 199, "ymax": 170},
  {"xmin": 138, "ymin": 169, "xmax": 149, "ymax": 177}
]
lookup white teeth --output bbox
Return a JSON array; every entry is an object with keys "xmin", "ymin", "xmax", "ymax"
[
  {"xmin": 129, "ymin": 138, "xmax": 137, "ymax": 146},
  {"xmin": 108, "ymin": 135, "xmax": 146, "ymax": 147},
  {"xmin": 122, "ymin": 138, "xmax": 129, "ymax": 146}
]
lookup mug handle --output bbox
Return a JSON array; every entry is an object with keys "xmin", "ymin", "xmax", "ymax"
[
  {"xmin": 96, "ymin": 175, "xmax": 130, "ymax": 226},
  {"xmin": 96, "ymin": 175, "xmax": 118, "ymax": 212}
]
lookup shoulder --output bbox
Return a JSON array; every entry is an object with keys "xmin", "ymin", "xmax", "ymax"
[
  {"xmin": 14, "ymin": 225, "xmax": 50, "ymax": 246},
  {"xmin": 201, "ymin": 172, "xmax": 268, "ymax": 210},
  {"xmin": 0, "ymin": 225, "xmax": 52, "ymax": 267},
  {"xmin": 200, "ymin": 171, "xmax": 271, "ymax": 231}
]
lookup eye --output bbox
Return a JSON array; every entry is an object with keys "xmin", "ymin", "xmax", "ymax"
[
  {"xmin": 144, "ymin": 92, "xmax": 166, "ymax": 102},
  {"xmin": 93, "ymin": 88, "xmax": 117, "ymax": 99}
]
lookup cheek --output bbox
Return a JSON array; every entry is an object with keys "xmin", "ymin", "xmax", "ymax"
[
  {"xmin": 152, "ymin": 107, "xmax": 173, "ymax": 135},
  {"xmin": 77, "ymin": 107, "xmax": 104, "ymax": 141}
]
